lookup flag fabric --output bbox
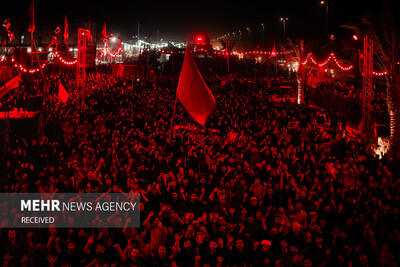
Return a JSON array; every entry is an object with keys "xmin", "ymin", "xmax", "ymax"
[
  {"xmin": 269, "ymin": 42, "xmax": 277, "ymax": 58},
  {"xmin": 64, "ymin": 15, "xmax": 69, "ymax": 44},
  {"xmin": 58, "ymin": 81, "xmax": 69, "ymax": 103},
  {"xmin": 176, "ymin": 45, "xmax": 216, "ymax": 126},
  {"xmin": 101, "ymin": 21, "xmax": 107, "ymax": 40},
  {"xmin": 0, "ymin": 74, "xmax": 21, "ymax": 99},
  {"xmin": 3, "ymin": 19, "xmax": 11, "ymax": 30},
  {"xmin": 345, "ymin": 125, "xmax": 360, "ymax": 139},
  {"xmin": 28, "ymin": 0, "xmax": 35, "ymax": 33},
  {"xmin": 224, "ymin": 38, "xmax": 228, "ymax": 58},
  {"xmin": 88, "ymin": 17, "xmax": 92, "ymax": 41}
]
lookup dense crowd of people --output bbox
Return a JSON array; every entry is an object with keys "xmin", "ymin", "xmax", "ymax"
[
  {"xmin": 0, "ymin": 69, "xmax": 399, "ymax": 267},
  {"xmin": 313, "ymin": 80, "xmax": 388, "ymax": 114}
]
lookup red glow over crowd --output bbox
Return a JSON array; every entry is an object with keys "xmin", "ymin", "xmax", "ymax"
[
  {"xmin": 0, "ymin": 59, "xmax": 398, "ymax": 266},
  {"xmin": 0, "ymin": 2, "xmax": 398, "ymax": 264}
]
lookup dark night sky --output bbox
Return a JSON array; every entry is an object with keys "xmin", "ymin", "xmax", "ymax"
[{"xmin": 0, "ymin": 0, "xmax": 398, "ymax": 43}]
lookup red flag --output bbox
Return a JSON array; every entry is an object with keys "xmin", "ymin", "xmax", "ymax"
[
  {"xmin": 3, "ymin": 18, "xmax": 11, "ymax": 30},
  {"xmin": 64, "ymin": 15, "xmax": 69, "ymax": 45},
  {"xmin": 224, "ymin": 38, "xmax": 228, "ymax": 58},
  {"xmin": 58, "ymin": 81, "xmax": 69, "ymax": 103},
  {"xmin": 269, "ymin": 42, "xmax": 277, "ymax": 58},
  {"xmin": 176, "ymin": 45, "xmax": 216, "ymax": 126},
  {"xmin": 0, "ymin": 74, "xmax": 21, "ymax": 99},
  {"xmin": 101, "ymin": 21, "xmax": 107, "ymax": 40},
  {"xmin": 28, "ymin": 0, "xmax": 35, "ymax": 33},
  {"xmin": 88, "ymin": 17, "xmax": 92, "ymax": 41}
]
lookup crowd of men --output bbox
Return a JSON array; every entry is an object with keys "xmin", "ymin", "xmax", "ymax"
[
  {"xmin": 0, "ymin": 70, "xmax": 399, "ymax": 267},
  {"xmin": 313, "ymin": 81, "xmax": 388, "ymax": 113}
]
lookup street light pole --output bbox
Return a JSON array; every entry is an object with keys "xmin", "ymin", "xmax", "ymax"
[
  {"xmin": 320, "ymin": 1, "xmax": 328, "ymax": 31},
  {"xmin": 280, "ymin": 17, "xmax": 288, "ymax": 39},
  {"xmin": 261, "ymin": 23, "xmax": 265, "ymax": 46}
]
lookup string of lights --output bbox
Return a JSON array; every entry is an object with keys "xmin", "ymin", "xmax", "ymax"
[
  {"xmin": 106, "ymin": 47, "xmax": 122, "ymax": 57},
  {"xmin": 158, "ymin": 49, "xmax": 287, "ymax": 57},
  {"xmin": 301, "ymin": 52, "xmax": 354, "ymax": 71},
  {"xmin": 10, "ymin": 58, "xmax": 46, "ymax": 73},
  {"xmin": 54, "ymin": 51, "xmax": 77, "ymax": 65},
  {"xmin": 372, "ymin": 71, "xmax": 388, "ymax": 76},
  {"xmin": 213, "ymin": 23, "xmax": 267, "ymax": 42},
  {"xmin": 98, "ymin": 38, "xmax": 123, "ymax": 59},
  {"xmin": 302, "ymin": 52, "xmax": 387, "ymax": 76},
  {"xmin": 0, "ymin": 45, "xmax": 388, "ymax": 77}
]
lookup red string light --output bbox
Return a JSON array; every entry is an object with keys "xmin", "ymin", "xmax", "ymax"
[
  {"xmin": 12, "ymin": 60, "xmax": 46, "ymax": 73},
  {"xmin": 3, "ymin": 45, "xmax": 387, "ymax": 77},
  {"xmin": 106, "ymin": 47, "xmax": 122, "ymax": 57},
  {"xmin": 331, "ymin": 54, "xmax": 353, "ymax": 71},
  {"xmin": 318, "ymin": 53, "xmax": 334, "ymax": 67},
  {"xmin": 54, "ymin": 51, "xmax": 77, "ymax": 65},
  {"xmin": 156, "ymin": 49, "xmax": 288, "ymax": 57},
  {"xmin": 99, "ymin": 38, "xmax": 123, "ymax": 59},
  {"xmin": 302, "ymin": 52, "xmax": 353, "ymax": 71},
  {"xmin": 373, "ymin": 71, "xmax": 388, "ymax": 76}
]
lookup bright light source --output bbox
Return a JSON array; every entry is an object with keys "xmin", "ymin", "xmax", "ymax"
[
  {"xmin": 27, "ymin": 47, "xmax": 31, "ymax": 53},
  {"xmin": 352, "ymin": 34, "xmax": 358, "ymax": 41},
  {"xmin": 194, "ymin": 34, "xmax": 206, "ymax": 45},
  {"xmin": 38, "ymin": 47, "xmax": 42, "ymax": 52},
  {"xmin": 373, "ymin": 137, "xmax": 390, "ymax": 159},
  {"xmin": 320, "ymin": 0, "xmax": 325, "ymax": 4},
  {"xmin": 111, "ymin": 36, "xmax": 117, "ymax": 43}
]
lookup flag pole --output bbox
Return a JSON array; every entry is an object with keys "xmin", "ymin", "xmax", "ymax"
[
  {"xmin": 169, "ymin": 93, "xmax": 178, "ymax": 141},
  {"xmin": 32, "ymin": 37, "xmax": 45, "ymax": 80},
  {"xmin": 169, "ymin": 42, "xmax": 187, "ymax": 139},
  {"xmin": 226, "ymin": 37, "xmax": 230, "ymax": 73},
  {"xmin": 275, "ymin": 54, "xmax": 278, "ymax": 81}
]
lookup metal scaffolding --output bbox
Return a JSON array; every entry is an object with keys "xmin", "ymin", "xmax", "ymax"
[{"xmin": 362, "ymin": 35, "xmax": 374, "ymax": 131}]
